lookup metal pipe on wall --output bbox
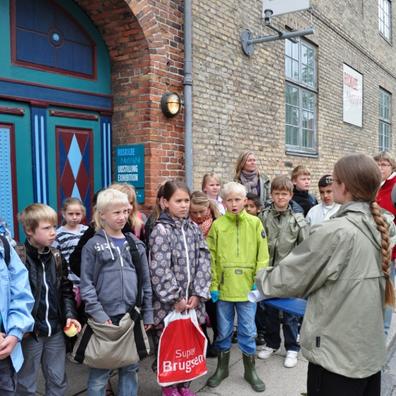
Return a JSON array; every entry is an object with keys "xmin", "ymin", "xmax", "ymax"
[{"xmin": 184, "ymin": 0, "xmax": 193, "ymax": 189}]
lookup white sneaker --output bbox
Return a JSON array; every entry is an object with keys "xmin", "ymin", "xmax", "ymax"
[
  {"xmin": 257, "ymin": 346, "xmax": 276, "ymax": 360},
  {"xmin": 284, "ymin": 350, "xmax": 298, "ymax": 368}
]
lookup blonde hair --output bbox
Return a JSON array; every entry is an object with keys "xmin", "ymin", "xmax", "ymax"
[
  {"xmin": 234, "ymin": 150, "xmax": 258, "ymax": 181},
  {"xmin": 291, "ymin": 165, "xmax": 311, "ymax": 181},
  {"xmin": 190, "ymin": 191, "xmax": 221, "ymax": 219},
  {"xmin": 110, "ymin": 183, "xmax": 144, "ymax": 231},
  {"xmin": 201, "ymin": 173, "xmax": 222, "ymax": 191},
  {"xmin": 271, "ymin": 175, "xmax": 294, "ymax": 193},
  {"xmin": 334, "ymin": 153, "xmax": 394, "ymax": 307},
  {"xmin": 94, "ymin": 188, "xmax": 129, "ymax": 230},
  {"xmin": 373, "ymin": 151, "xmax": 396, "ymax": 171},
  {"xmin": 61, "ymin": 197, "xmax": 86, "ymax": 217},
  {"xmin": 221, "ymin": 182, "xmax": 247, "ymax": 200},
  {"xmin": 19, "ymin": 204, "xmax": 57, "ymax": 233}
]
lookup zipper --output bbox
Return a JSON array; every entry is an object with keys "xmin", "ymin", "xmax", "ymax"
[
  {"xmin": 236, "ymin": 215, "xmax": 240, "ymax": 257},
  {"xmin": 181, "ymin": 224, "xmax": 191, "ymax": 301},
  {"xmin": 116, "ymin": 246, "xmax": 124, "ymax": 301},
  {"xmin": 41, "ymin": 261, "xmax": 52, "ymax": 337}
]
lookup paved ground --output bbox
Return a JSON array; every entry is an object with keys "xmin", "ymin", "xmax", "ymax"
[{"xmin": 35, "ymin": 310, "xmax": 396, "ymax": 396}]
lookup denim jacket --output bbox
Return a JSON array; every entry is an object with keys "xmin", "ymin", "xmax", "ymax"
[{"xmin": 0, "ymin": 243, "xmax": 34, "ymax": 372}]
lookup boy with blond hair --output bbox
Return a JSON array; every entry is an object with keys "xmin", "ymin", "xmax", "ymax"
[
  {"xmin": 207, "ymin": 182, "xmax": 269, "ymax": 393},
  {"xmin": 258, "ymin": 175, "xmax": 308, "ymax": 368},
  {"xmin": 291, "ymin": 165, "xmax": 318, "ymax": 216},
  {"xmin": 16, "ymin": 204, "xmax": 81, "ymax": 396}
]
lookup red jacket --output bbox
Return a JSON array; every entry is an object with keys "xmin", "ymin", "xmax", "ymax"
[{"xmin": 376, "ymin": 172, "xmax": 396, "ymax": 259}]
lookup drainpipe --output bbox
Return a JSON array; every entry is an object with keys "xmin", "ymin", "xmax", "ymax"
[{"xmin": 184, "ymin": 0, "xmax": 193, "ymax": 189}]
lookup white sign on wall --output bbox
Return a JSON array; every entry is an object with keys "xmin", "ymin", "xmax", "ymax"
[
  {"xmin": 343, "ymin": 64, "xmax": 363, "ymax": 127},
  {"xmin": 262, "ymin": 0, "xmax": 310, "ymax": 17}
]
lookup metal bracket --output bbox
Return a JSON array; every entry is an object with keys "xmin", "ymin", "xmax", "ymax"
[{"xmin": 241, "ymin": 9, "xmax": 314, "ymax": 56}]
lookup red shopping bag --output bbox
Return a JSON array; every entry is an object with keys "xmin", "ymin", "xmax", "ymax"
[{"xmin": 157, "ymin": 309, "xmax": 208, "ymax": 386}]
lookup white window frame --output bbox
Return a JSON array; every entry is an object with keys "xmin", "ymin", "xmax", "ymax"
[
  {"xmin": 284, "ymin": 39, "xmax": 318, "ymax": 155},
  {"xmin": 379, "ymin": 88, "xmax": 392, "ymax": 151},
  {"xmin": 379, "ymin": 0, "xmax": 392, "ymax": 42}
]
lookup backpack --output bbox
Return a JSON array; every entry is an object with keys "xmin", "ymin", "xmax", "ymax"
[{"xmin": 0, "ymin": 234, "xmax": 10, "ymax": 267}]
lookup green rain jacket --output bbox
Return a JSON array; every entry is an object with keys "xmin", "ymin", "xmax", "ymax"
[
  {"xmin": 207, "ymin": 210, "xmax": 269, "ymax": 301},
  {"xmin": 256, "ymin": 202, "xmax": 387, "ymax": 378},
  {"xmin": 259, "ymin": 204, "xmax": 309, "ymax": 267}
]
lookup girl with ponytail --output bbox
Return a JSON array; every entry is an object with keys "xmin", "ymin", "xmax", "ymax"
[{"xmin": 256, "ymin": 153, "xmax": 394, "ymax": 396}]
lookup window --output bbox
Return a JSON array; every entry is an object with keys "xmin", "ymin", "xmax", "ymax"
[
  {"xmin": 378, "ymin": 0, "xmax": 392, "ymax": 41},
  {"xmin": 285, "ymin": 39, "xmax": 317, "ymax": 154},
  {"xmin": 379, "ymin": 89, "xmax": 392, "ymax": 151}
]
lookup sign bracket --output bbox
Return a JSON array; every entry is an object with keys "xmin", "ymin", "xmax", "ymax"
[{"xmin": 241, "ymin": 8, "xmax": 314, "ymax": 57}]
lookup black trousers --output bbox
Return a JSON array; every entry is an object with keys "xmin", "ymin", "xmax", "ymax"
[{"xmin": 307, "ymin": 362, "xmax": 381, "ymax": 396}]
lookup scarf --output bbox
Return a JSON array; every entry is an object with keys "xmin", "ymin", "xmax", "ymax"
[
  {"xmin": 190, "ymin": 212, "xmax": 213, "ymax": 238},
  {"xmin": 240, "ymin": 170, "xmax": 259, "ymax": 195}
]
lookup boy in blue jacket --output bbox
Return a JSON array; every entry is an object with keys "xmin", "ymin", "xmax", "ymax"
[{"xmin": 0, "ymin": 232, "xmax": 34, "ymax": 395}]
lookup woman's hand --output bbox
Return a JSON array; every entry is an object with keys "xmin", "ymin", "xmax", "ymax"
[
  {"xmin": 174, "ymin": 298, "xmax": 187, "ymax": 312},
  {"xmin": 186, "ymin": 296, "xmax": 200, "ymax": 310}
]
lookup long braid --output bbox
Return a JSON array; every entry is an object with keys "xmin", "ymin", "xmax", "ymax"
[{"xmin": 370, "ymin": 201, "xmax": 395, "ymax": 307}]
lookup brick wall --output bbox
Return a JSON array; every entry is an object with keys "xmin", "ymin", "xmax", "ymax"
[
  {"xmin": 75, "ymin": 0, "xmax": 185, "ymax": 207},
  {"xmin": 191, "ymin": 0, "xmax": 396, "ymax": 196}
]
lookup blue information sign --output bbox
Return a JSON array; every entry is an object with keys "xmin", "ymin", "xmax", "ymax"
[{"xmin": 115, "ymin": 144, "xmax": 145, "ymax": 203}]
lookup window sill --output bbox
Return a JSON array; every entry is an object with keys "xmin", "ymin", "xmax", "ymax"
[{"xmin": 285, "ymin": 149, "xmax": 319, "ymax": 158}]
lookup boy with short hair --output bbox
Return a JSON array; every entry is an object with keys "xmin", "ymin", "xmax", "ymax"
[
  {"xmin": 291, "ymin": 165, "xmax": 318, "ymax": 216},
  {"xmin": 245, "ymin": 192, "xmax": 262, "ymax": 216},
  {"xmin": 306, "ymin": 174, "xmax": 341, "ymax": 225},
  {"xmin": 207, "ymin": 182, "xmax": 269, "ymax": 393},
  {"xmin": 258, "ymin": 175, "xmax": 309, "ymax": 368},
  {"xmin": 16, "ymin": 204, "xmax": 81, "ymax": 396},
  {"xmin": 0, "ymin": 227, "xmax": 34, "ymax": 396}
]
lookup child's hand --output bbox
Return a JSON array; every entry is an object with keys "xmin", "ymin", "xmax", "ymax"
[
  {"xmin": 0, "ymin": 335, "xmax": 18, "ymax": 359},
  {"xmin": 186, "ymin": 296, "xmax": 200, "ymax": 310},
  {"xmin": 174, "ymin": 298, "xmax": 187, "ymax": 313},
  {"xmin": 66, "ymin": 318, "xmax": 82, "ymax": 333},
  {"xmin": 144, "ymin": 324, "xmax": 153, "ymax": 331},
  {"xmin": 0, "ymin": 332, "xmax": 4, "ymax": 344},
  {"xmin": 210, "ymin": 290, "xmax": 219, "ymax": 303}
]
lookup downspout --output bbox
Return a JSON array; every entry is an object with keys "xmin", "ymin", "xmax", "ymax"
[{"xmin": 184, "ymin": 0, "xmax": 193, "ymax": 189}]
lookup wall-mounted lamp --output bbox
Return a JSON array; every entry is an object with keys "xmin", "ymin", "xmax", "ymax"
[{"xmin": 161, "ymin": 92, "xmax": 182, "ymax": 117}]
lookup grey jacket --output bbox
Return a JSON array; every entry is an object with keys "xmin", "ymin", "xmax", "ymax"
[
  {"xmin": 80, "ymin": 230, "xmax": 153, "ymax": 324},
  {"xmin": 149, "ymin": 212, "xmax": 211, "ymax": 326},
  {"xmin": 259, "ymin": 204, "xmax": 309, "ymax": 267},
  {"xmin": 256, "ymin": 202, "xmax": 387, "ymax": 378}
]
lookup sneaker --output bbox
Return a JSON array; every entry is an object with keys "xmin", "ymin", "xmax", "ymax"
[
  {"xmin": 284, "ymin": 350, "xmax": 298, "ymax": 368},
  {"xmin": 178, "ymin": 388, "xmax": 197, "ymax": 396},
  {"xmin": 257, "ymin": 346, "xmax": 276, "ymax": 360},
  {"xmin": 162, "ymin": 386, "xmax": 180, "ymax": 396}
]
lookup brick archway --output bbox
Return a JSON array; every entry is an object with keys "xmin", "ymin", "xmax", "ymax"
[{"xmin": 75, "ymin": 0, "xmax": 185, "ymax": 207}]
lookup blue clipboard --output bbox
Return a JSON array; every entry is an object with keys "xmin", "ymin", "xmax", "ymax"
[{"xmin": 263, "ymin": 298, "xmax": 307, "ymax": 317}]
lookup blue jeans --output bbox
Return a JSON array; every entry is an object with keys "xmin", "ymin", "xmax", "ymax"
[
  {"xmin": 214, "ymin": 300, "xmax": 257, "ymax": 355},
  {"xmin": 384, "ymin": 261, "xmax": 395, "ymax": 337},
  {"xmin": 263, "ymin": 306, "xmax": 300, "ymax": 352},
  {"xmin": 87, "ymin": 364, "xmax": 139, "ymax": 396}
]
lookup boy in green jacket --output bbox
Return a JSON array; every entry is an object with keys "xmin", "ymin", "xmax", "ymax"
[
  {"xmin": 258, "ymin": 175, "xmax": 308, "ymax": 368},
  {"xmin": 206, "ymin": 182, "xmax": 269, "ymax": 393}
]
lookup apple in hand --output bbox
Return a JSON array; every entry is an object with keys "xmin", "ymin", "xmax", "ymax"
[{"xmin": 64, "ymin": 323, "xmax": 78, "ymax": 337}]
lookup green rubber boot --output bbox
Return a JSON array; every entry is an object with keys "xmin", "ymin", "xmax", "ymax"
[
  {"xmin": 243, "ymin": 353, "xmax": 266, "ymax": 392},
  {"xmin": 206, "ymin": 350, "xmax": 230, "ymax": 388}
]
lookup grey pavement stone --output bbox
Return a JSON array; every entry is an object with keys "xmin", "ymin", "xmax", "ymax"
[{"xmin": 35, "ymin": 310, "xmax": 396, "ymax": 396}]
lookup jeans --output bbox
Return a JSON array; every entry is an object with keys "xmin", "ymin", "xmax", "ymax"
[
  {"xmin": 16, "ymin": 331, "xmax": 67, "ymax": 396},
  {"xmin": 87, "ymin": 364, "xmax": 139, "ymax": 396},
  {"xmin": 214, "ymin": 300, "xmax": 257, "ymax": 355},
  {"xmin": 0, "ymin": 357, "xmax": 16, "ymax": 395},
  {"xmin": 263, "ymin": 306, "xmax": 300, "ymax": 352},
  {"xmin": 384, "ymin": 261, "xmax": 395, "ymax": 337}
]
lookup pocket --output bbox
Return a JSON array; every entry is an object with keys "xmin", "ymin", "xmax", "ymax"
[
  {"xmin": 96, "ymin": 269, "xmax": 122, "ymax": 303},
  {"xmin": 220, "ymin": 267, "xmax": 253, "ymax": 298},
  {"xmin": 123, "ymin": 267, "xmax": 138, "ymax": 303}
]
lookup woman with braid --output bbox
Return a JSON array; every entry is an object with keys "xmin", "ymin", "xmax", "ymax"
[{"xmin": 256, "ymin": 153, "xmax": 394, "ymax": 396}]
